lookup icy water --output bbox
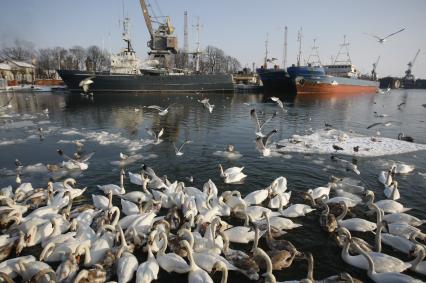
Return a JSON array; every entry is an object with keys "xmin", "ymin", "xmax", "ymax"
[{"xmin": 1, "ymin": 89, "xmax": 426, "ymax": 282}]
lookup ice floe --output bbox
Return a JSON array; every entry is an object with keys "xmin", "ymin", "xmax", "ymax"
[{"xmin": 275, "ymin": 129, "xmax": 426, "ymax": 157}]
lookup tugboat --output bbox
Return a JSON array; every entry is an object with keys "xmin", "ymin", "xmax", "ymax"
[{"xmin": 57, "ymin": 1, "xmax": 233, "ymax": 94}]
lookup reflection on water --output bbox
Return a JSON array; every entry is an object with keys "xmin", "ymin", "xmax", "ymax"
[{"xmin": 1, "ymin": 90, "xmax": 426, "ymax": 282}]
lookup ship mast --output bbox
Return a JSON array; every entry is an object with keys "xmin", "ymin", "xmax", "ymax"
[
  {"xmin": 306, "ymin": 39, "xmax": 322, "ymax": 66},
  {"xmin": 263, "ymin": 33, "xmax": 269, "ymax": 68},
  {"xmin": 333, "ymin": 35, "xmax": 351, "ymax": 65},
  {"xmin": 194, "ymin": 16, "xmax": 202, "ymax": 72},
  {"xmin": 297, "ymin": 28, "xmax": 303, "ymax": 67},
  {"xmin": 283, "ymin": 26, "xmax": 288, "ymax": 69},
  {"xmin": 184, "ymin": 10, "xmax": 189, "ymax": 68}
]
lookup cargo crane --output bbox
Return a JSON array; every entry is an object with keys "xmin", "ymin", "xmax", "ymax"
[
  {"xmin": 403, "ymin": 49, "xmax": 420, "ymax": 88},
  {"xmin": 139, "ymin": 0, "xmax": 177, "ymax": 69},
  {"xmin": 371, "ymin": 56, "xmax": 380, "ymax": 80}
]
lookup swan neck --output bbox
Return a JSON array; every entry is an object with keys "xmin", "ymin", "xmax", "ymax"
[
  {"xmin": 159, "ymin": 232, "xmax": 168, "ymax": 254},
  {"xmin": 220, "ymin": 265, "xmax": 228, "ymax": 283},
  {"xmin": 375, "ymin": 222, "xmax": 383, "ymax": 252},
  {"xmin": 184, "ymin": 241, "xmax": 196, "ymax": 270},
  {"xmin": 336, "ymin": 202, "xmax": 347, "ymax": 221},
  {"xmin": 306, "ymin": 253, "xmax": 314, "ymax": 281},
  {"xmin": 251, "ymin": 225, "xmax": 259, "ymax": 251},
  {"xmin": 358, "ymin": 245, "xmax": 375, "ymax": 277},
  {"xmin": 409, "ymin": 248, "xmax": 425, "ymax": 268}
]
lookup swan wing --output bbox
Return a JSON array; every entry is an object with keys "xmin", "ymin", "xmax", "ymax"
[{"xmin": 117, "ymin": 253, "xmax": 138, "ymax": 283}]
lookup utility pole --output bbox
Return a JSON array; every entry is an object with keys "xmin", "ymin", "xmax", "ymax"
[
  {"xmin": 264, "ymin": 33, "xmax": 269, "ymax": 68},
  {"xmin": 283, "ymin": 26, "xmax": 288, "ymax": 69}
]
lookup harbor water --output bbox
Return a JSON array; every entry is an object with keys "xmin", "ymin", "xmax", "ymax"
[{"xmin": 1, "ymin": 89, "xmax": 426, "ymax": 282}]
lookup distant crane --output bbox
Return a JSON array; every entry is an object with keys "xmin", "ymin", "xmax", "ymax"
[
  {"xmin": 404, "ymin": 49, "xmax": 421, "ymax": 82},
  {"xmin": 371, "ymin": 56, "xmax": 380, "ymax": 80}
]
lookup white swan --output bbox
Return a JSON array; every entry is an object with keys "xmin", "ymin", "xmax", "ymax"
[
  {"xmin": 244, "ymin": 188, "xmax": 269, "ymax": 206},
  {"xmin": 354, "ymin": 242, "xmax": 422, "ymax": 283},
  {"xmin": 135, "ymin": 242, "xmax": 159, "ymax": 283},
  {"xmin": 383, "ymin": 212, "xmax": 425, "ymax": 226},
  {"xmin": 384, "ymin": 222, "xmax": 424, "ymax": 239},
  {"xmin": 307, "ymin": 184, "xmax": 331, "ymax": 200},
  {"xmin": 92, "ymin": 191, "xmax": 112, "ymax": 210},
  {"xmin": 337, "ymin": 201, "xmax": 377, "ymax": 232},
  {"xmin": 280, "ymin": 204, "xmax": 315, "ymax": 218},
  {"xmin": 180, "ymin": 240, "xmax": 214, "ymax": 283},
  {"xmin": 218, "ymin": 164, "xmax": 246, "ymax": 184},
  {"xmin": 338, "ymin": 228, "xmax": 411, "ymax": 273},
  {"xmin": 155, "ymin": 231, "xmax": 190, "ymax": 273},
  {"xmin": 97, "ymin": 170, "xmax": 125, "ymax": 195},
  {"xmin": 410, "ymin": 245, "xmax": 426, "ymax": 276},
  {"xmin": 384, "ymin": 181, "xmax": 400, "ymax": 200},
  {"xmin": 116, "ymin": 226, "xmax": 138, "ymax": 283},
  {"xmin": 211, "ymin": 261, "xmax": 228, "ymax": 283},
  {"xmin": 378, "ymin": 165, "xmax": 395, "ymax": 186},
  {"xmin": 394, "ymin": 162, "xmax": 415, "ymax": 174},
  {"xmin": 365, "ymin": 190, "xmax": 410, "ymax": 214},
  {"xmin": 120, "ymin": 199, "xmax": 139, "ymax": 216}
]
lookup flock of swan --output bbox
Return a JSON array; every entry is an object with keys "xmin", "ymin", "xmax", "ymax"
[
  {"xmin": 1, "ymin": 93, "xmax": 426, "ymax": 283},
  {"xmin": 0, "ymin": 145, "xmax": 425, "ymax": 283}
]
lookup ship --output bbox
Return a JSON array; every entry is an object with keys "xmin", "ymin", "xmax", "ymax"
[
  {"xmin": 57, "ymin": 1, "xmax": 234, "ymax": 94},
  {"xmin": 294, "ymin": 36, "xmax": 379, "ymax": 94}
]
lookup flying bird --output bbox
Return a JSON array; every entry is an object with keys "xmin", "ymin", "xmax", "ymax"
[
  {"xmin": 397, "ymin": 102, "xmax": 406, "ymax": 110},
  {"xmin": 147, "ymin": 104, "xmax": 174, "ymax": 116},
  {"xmin": 146, "ymin": 128, "xmax": 164, "ymax": 144},
  {"xmin": 173, "ymin": 140, "xmax": 192, "ymax": 156},
  {"xmin": 198, "ymin": 98, "xmax": 214, "ymax": 113},
  {"xmin": 366, "ymin": 121, "xmax": 401, "ymax": 129},
  {"xmin": 250, "ymin": 109, "xmax": 277, "ymax": 137},
  {"xmin": 364, "ymin": 28, "xmax": 405, "ymax": 44},
  {"xmin": 0, "ymin": 95, "xmax": 14, "ymax": 110},
  {"xmin": 331, "ymin": 155, "xmax": 360, "ymax": 175},
  {"xmin": 270, "ymin": 96, "xmax": 285, "ymax": 110},
  {"xmin": 256, "ymin": 128, "xmax": 278, "ymax": 156},
  {"xmin": 79, "ymin": 76, "xmax": 95, "ymax": 93}
]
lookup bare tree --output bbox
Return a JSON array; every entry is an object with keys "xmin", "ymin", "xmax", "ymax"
[
  {"xmin": 86, "ymin": 45, "xmax": 110, "ymax": 72},
  {"xmin": 69, "ymin": 46, "xmax": 86, "ymax": 70},
  {"xmin": 1, "ymin": 39, "xmax": 36, "ymax": 61}
]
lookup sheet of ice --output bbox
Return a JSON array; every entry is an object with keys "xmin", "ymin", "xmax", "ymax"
[
  {"xmin": 275, "ymin": 129, "xmax": 426, "ymax": 157},
  {"xmin": 0, "ymin": 120, "xmax": 36, "ymax": 129},
  {"xmin": 0, "ymin": 139, "xmax": 26, "ymax": 146},
  {"xmin": 212, "ymin": 150, "xmax": 243, "ymax": 159},
  {"xmin": 22, "ymin": 163, "xmax": 48, "ymax": 174}
]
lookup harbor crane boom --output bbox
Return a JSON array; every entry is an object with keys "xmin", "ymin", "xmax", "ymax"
[
  {"xmin": 371, "ymin": 56, "xmax": 380, "ymax": 80},
  {"xmin": 404, "ymin": 49, "xmax": 420, "ymax": 80},
  {"xmin": 138, "ymin": 0, "xmax": 177, "ymax": 54}
]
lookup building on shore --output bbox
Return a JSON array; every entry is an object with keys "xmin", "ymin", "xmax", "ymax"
[{"xmin": 0, "ymin": 59, "xmax": 35, "ymax": 85}]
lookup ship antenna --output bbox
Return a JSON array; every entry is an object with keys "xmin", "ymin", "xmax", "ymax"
[
  {"xmin": 283, "ymin": 26, "xmax": 288, "ymax": 69},
  {"xmin": 297, "ymin": 27, "xmax": 303, "ymax": 67}
]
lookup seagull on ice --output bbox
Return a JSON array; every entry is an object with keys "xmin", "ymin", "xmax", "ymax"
[
  {"xmin": 146, "ymin": 128, "xmax": 164, "ymax": 144},
  {"xmin": 79, "ymin": 76, "xmax": 95, "ymax": 93},
  {"xmin": 256, "ymin": 128, "xmax": 278, "ymax": 156},
  {"xmin": 198, "ymin": 98, "xmax": 214, "ymax": 113},
  {"xmin": 374, "ymin": 111, "xmax": 389, "ymax": 118},
  {"xmin": 364, "ymin": 28, "xmax": 405, "ymax": 44},
  {"xmin": 147, "ymin": 104, "xmax": 174, "ymax": 116},
  {"xmin": 173, "ymin": 140, "xmax": 192, "ymax": 156},
  {"xmin": 250, "ymin": 108, "xmax": 277, "ymax": 137},
  {"xmin": 270, "ymin": 96, "xmax": 285, "ymax": 110}
]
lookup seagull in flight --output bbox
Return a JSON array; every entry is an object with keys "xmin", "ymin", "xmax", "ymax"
[
  {"xmin": 331, "ymin": 155, "xmax": 360, "ymax": 175},
  {"xmin": 198, "ymin": 98, "xmax": 215, "ymax": 113},
  {"xmin": 173, "ymin": 140, "xmax": 192, "ymax": 156},
  {"xmin": 79, "ymin": 76, "xmax": 95, "ymax": 93},
  {"xmin": 0, "ymin": 95, "xmax": 14, "ymax": 110},
  {"xmin": 270, "ymin": 96, "xmax": 285, "ymax": 111},
  {"xmin": 364, "ymin": 28, "xmax": 405, "ymax": 44},
  {"xmin": 366, "ymin": 121, "xmax": 401, "ymax": 129},
  {"xmin": 250, "ymin": 109, "xmax": 277, "ymax": 137},
  {"xmin": 147, "ymin": 104, "xmax": 174, "ymax": 116},
  {"xmin": 256, "ymin": 128, "xmax": 278, "ymax": 156},
  {"xmin": 146, "ymin": 128, "xmax": 164, "ymax": 144}
]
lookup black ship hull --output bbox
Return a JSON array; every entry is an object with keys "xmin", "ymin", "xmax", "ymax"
[
  {"xmin": 57, "ymin": 70, "xmax": 234, "ymax": 93},
  {"xmin": 256, "ymin": 68, "xmax": 296, "ymax": 94}
]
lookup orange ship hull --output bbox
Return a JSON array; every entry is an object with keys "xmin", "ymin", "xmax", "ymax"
[{"xmin": 296, "ymin": 82, "xmax": 378, "ymax": 94}]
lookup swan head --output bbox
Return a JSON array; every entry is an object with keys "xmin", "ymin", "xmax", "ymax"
[
  {"xmin": 337, "ymin": 227, "xmax": 352, "ymax": 240},
  {"xmin": 409, "ymin": 244, "xmax": 426, "ymax": 258},
  {"xmin": 211, "ymin": 261, "xmax": 227, "ymax": 274},
  {"xmin": 226, "ymin": 144, "xmax": 235, "ymax": 152}
]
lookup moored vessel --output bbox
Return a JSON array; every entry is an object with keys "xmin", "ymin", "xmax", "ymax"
[{"xmin": 57, "ymin": 1, "xmax": 234, "ymax": 94}]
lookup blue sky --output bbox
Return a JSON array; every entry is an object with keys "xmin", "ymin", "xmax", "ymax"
[{"xmin": 1, "ymin": 0, "xmax": 425, "ymax": 77}]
